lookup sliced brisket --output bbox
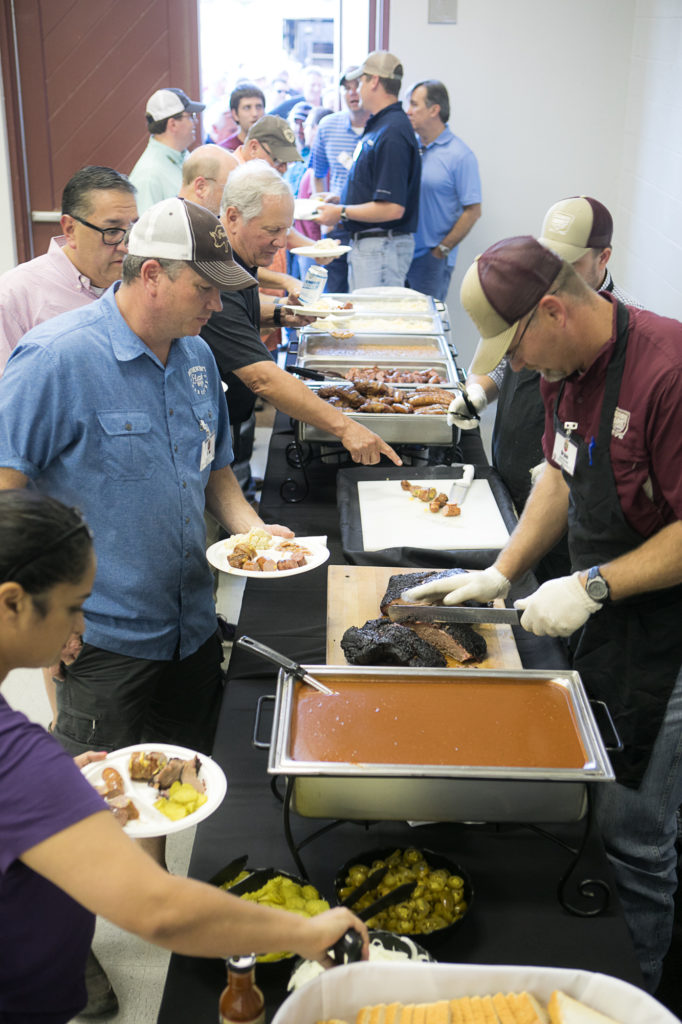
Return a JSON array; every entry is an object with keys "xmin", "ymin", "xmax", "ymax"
[
  {"xmin": 341, "ymin": 618, "xmax": 446, "ymax": 668},
  {"xmin": 379, "ymin": 568, "xmax": 469, "ymax": 614}
]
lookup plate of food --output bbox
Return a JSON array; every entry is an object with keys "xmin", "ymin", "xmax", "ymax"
[
  {"xmin": 289, "ymin": 243, "xmax": 351, "ymax": 258},
  {"xmin": 293, "ymin": 197, "xmax": 325, "ymax": 220},
  {"xmin": 207, "ymin": 529, "xmax": 330, "ymax": 578},
  {"xmin": 282, "ymin": 299, "xmax": 355, "ymax": 319},
  {"xmin": 81, "ymin": 743, "xmax": 227, "ymax": 838}
]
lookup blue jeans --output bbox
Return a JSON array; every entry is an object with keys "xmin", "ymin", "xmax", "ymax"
[
  {"xmin": 592, "ymin": 660, "xmax": 682, "ymax": 990},
  {"xmin": 406, "ymin": 249, "xmax": 454, "ymax": 302},
  {"xmin": 348, "ymin": 233, "xmax": 415, "ymax": 290}
]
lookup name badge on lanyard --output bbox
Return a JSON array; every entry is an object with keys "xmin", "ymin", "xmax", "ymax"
[
  {"xmin": 552, "ymin": 421, "xmax": 579, "ymax": 475},
  {"xmin": 199, "ymin": 418, "xmax": 216, "ymax": 471}
]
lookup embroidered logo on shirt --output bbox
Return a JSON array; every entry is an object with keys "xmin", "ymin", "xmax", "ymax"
[
  {"xmin": 612, "ymin": 407, "xmax": 630, "ymax": 439},
  {"xmin": 188, "ymin": 365, "xmax": 209, "ymax": 396}
]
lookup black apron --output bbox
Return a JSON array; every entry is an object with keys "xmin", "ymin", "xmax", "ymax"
[
  {"xmin": 554, "ymin": 302, "xmax": 682, "ymax": 788},
  {"xmin": 492, "ymin": 365, "xmax": 545, "ymax": 513}
]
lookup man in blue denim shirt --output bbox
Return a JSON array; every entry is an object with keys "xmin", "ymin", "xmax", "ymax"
[{"xmin": 0, "ymin": 198, "xmax": 293, "ymax": 765}]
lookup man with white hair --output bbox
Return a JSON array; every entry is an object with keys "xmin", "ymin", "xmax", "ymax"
[{"xmin": 200, "ymin": 161, "xmax": 402, "ymax": 468}]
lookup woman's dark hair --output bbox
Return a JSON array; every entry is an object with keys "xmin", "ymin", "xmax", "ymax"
[{"xmin": 0, "ymin": 491, "xmax": 93, "ymax": 614}]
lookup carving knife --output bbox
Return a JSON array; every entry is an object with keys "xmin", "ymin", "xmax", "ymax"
[
  {"xmin": 448, "ymin": 463, "xmax": 475, "ymax": 505},
  {"xmin": 387, "ymin": 603, "xmax": 520, "ymax": 626}
]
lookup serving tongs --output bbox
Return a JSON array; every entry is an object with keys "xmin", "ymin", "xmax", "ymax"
[
  {"xmin": 236, "ymin": 636, "xmax": 334, "ymax": 695},
  {"xmin": 286, "ymin": 364, "xmax": 346, "ymax": 381},
  {"xmin": 329, "ymin": 877, "xmax": 418, "ymax": 965}
]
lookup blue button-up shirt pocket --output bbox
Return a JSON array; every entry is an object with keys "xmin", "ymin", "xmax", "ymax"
[{"xmin": 97, "ymin": 411, "xmax": 154, "ymax": 480}]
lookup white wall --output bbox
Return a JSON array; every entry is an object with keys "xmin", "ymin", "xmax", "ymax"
[
  {"xmin": 0, "ymin": 0, "xmax": 680, "ymax": 344},
  {"xmin": 389, "ymin": 0, "xmax": 637, "ymax": 367},
  {"xmin": 617, "ymin": 0, "xmax": 682, "ymax": 321}
]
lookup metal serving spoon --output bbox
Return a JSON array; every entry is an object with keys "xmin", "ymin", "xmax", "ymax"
[{"xmin": 236, "ymin": 636, "xmax": 334, "ymax": 696}]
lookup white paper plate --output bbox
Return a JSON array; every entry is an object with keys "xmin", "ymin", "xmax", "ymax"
[
  {"xmin": 293, "ymin": 198, "xmax": 324, "ymax": 220},
  {"xmin": 81, "ymin": 743, "xmax": 227, "ymax": 838},
  {"xmin": 206, "ymin": 536, "xmax": 330, "ymax": 578},
  {"xmin": 282, "ymin": 303, "xmax": 355, "ymax": 319},
  {"xmin": 289, "ymin": 244, "xmax": 351, "ymax": 257}
]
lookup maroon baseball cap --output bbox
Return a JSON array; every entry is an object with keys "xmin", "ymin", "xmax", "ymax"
[
  {"xmin": 539, "ymin": 196, "xmax": 613, "ymax": 262},
  {"xmin": 461, "ymin": 236, "xmax": 563, "ymax": 375}
]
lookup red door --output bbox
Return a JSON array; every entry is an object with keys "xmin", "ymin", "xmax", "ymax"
[{"xmin": 0, "ymin": 0, "xmax": 200, "ymax": 262}]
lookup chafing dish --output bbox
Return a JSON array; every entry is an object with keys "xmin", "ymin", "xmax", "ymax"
[
  {"xmin": 326, "ymin": 292, "xmax": 438, "ymax": 316},
  {"xmin": 296, "ymin": 332, "xmax": 448, "ymax": 361},
  {"xmin": 296, "ymin": 384, "xmax": 455, "ymax": 444},
  {"xmin": 303, "ymin": 312, "xmax": 443, "ymax": 336},
  {"xmin": 261, "ymin": 666, "xmax": 614, "ymax": 824}
]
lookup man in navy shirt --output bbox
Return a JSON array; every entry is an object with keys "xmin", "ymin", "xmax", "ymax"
[{"xmin": 314, "ymin": 51, "xmax": 421, "ymax": 290}]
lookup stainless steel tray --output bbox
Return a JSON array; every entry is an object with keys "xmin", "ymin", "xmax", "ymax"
[
  {"xmin": 265, "ymin": 666, "xmax": 614, "ymax": 823},
  {"xmin": 302, "ymin": 313, "xmax": 443, "ymax": 336},
  {"xmin": 296, "ymin": 381, "xmax": 455, "ymax": 444},
  {"xmin": 326, "ymin": 292, "xmax": 438, "ymax": 316},
  {"xmin": 299, "ymin": 358, "xmax": 457, "ymax": 386},
  {"xmin": 297, "ymin": 333, "xmax": 448, "ymax": 362}
]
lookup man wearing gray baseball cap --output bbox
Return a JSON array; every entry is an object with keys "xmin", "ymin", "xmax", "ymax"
[{"xmin": 405, "ymin": 234, "xmax": 682, "ymax": 993}]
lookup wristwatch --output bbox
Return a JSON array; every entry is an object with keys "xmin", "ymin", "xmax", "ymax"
[
  {"xmin": 339, "ymin": 206, "xmax": 348, "ymax": 222},
  {"xmin": 437, "ymin": 243, "xmax": 451, "ymax": 256},
  {"xmin": 585, "ymin": 566, "xmax": 610, "ymax": 603},
  {"xmin": 272, "ymin": 301, "xmax": 283, "ymax": 327}
]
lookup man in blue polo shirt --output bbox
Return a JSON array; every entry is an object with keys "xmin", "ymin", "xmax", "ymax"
[
  {"xmin": 314, "ymin": 51, "xmax": 421, "ymax": 290},
  {"xmin": 311, "ymin": 66, "xmax": 369, "ymax": 292},
  {"xmin": 406, "ymin": 80, "xmax": 481, "ymax": 302}
]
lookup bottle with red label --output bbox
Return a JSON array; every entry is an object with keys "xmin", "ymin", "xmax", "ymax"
[{"xmin": 218, "ymin": 955, "xmax": 265, "ymax": 1024}]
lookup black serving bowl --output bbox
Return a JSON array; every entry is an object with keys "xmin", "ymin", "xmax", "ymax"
[
  {"xmin": 333, "ymin": 846, "xmax": 473, "ymax": 948},
  {"xmin": 226, "ymin": 866, "xmax": 331, "ymax": 968}
]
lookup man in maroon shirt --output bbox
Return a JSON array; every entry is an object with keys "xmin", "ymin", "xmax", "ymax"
[
  {"xmin": 221, "ymin": 83, "xmax": 266, "ymax": 152},
  {"xmin": 404, "ymin": 236, "xmax": 682, "ymax": 993}
]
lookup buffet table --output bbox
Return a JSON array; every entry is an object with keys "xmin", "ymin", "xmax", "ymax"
[{"xmin": 157, "ymin": 413, "xmax": 643, "ymax": 1024}]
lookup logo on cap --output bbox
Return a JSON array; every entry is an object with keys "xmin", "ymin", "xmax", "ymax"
[
  {"xmin": 548, "ymin": 212, "xmax": 575, "ymax": 236},
  {"xmin": 210, "ymin": 225, "xmax": 230, "ymax": 252},
  {"xmin": 283, "ymin": 125, "xmax": 296, "ymax": 144}
]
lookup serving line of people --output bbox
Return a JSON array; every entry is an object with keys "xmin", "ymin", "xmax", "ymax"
[
  {"xmin": 0, "ymin": 492, "xmax": 368, "ymax": 1024},
  {"xmin": 405, "ymin": 234, "xmax": 682, "ymax": 993}
]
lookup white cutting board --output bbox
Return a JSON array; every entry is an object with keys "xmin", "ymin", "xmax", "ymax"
[{"xmin": 357, "ymin": 478, "xmax": 510, "ymax": 551}]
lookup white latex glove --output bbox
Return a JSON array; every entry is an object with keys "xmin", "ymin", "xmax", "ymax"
[
  {"xmin": 402, "ymin": 566, "xmax": 511, "ymax": 606},
  {"xmin": 447, "ymin": 382, "xmax": 488, "ymax": 430},
  {"xmin": 514, "ymin": 572, "xmax": 602, "ymax": 637}
]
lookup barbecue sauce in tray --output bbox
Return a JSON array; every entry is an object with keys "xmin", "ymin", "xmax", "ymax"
[{"xmin": 289, "ymin": 676, "xmax": 588, "ymax": 769}]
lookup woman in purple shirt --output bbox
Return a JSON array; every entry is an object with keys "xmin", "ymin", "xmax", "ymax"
[{"xmin": 0, "ymin": 491, "xmax": 367, "ymax": 1023}]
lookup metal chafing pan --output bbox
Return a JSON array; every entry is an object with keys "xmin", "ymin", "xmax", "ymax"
[
  {"xmin": 302, "ymin": 313, "xmax": 444, "ymax": 336},
  {"xmin": 296, "ymin": 383, "xmax": 455, "ymax": 444},
  {"xmin": 326, "ymin": 292, "xmax": 438, "ymax": 316},
  {"xmin": 297, "ymin": 332, "xmax": 448, "ymax": 361},
  {"xmin": 297, "ymin": 359, "xmax": 457, "ymax": 385},
  {"xmin": 262, "ymin": 666, "xmax": 615, "ymax": 824}
]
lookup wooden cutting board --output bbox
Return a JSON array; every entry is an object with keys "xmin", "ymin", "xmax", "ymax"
[{"xmin": 326, "ymin": 565, "xmax": 522, "ymax": 669}]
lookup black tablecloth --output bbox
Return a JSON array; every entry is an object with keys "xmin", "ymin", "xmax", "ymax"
[{"xmin": 158, "ymin": 414, "xmax": 642, "ymax": 1024}]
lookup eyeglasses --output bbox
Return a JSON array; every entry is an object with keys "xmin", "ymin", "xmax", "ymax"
[
  {"xmin": 259, "ymin": 142, "xmax": 287, "ymax": 171},
  {"xmin": 70, "ymin": 214, "xmax": 130, "ymax": 246},
  {"xmin": 506, "ymin": 290, "xmax": 559, "ymax": 363},
  {"xmin": 173, "ymin": 111, "xmax": 197, "ymax": 122},
  {"xmin": 1, "ymin": 519, "xmax": 93, "ymax": 585}
]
